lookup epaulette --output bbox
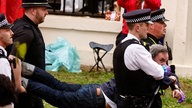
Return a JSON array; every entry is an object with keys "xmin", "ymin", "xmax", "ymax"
[{"xmin": 0, "ymin": 49, "xmax": 5, "ymax": 57}]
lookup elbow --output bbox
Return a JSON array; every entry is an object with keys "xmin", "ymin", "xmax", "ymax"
[
  {"xmin": 155, "ymin": 73, "xmax": 164, "ymax": 80},
  {"xmin": 16, "ymin": 86, "xmax": 26, "ymax": 93},
  {"xmin": 154, "ymin": 66, "xmax": 164, "ymax": 80}
]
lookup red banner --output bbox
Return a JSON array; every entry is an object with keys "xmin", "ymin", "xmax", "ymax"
[{"xmin": 0, "ymin": 0, "xmax": 24, "ymax": 23}]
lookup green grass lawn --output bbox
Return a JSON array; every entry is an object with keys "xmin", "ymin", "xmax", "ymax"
[{"xmin": 43, "ymin": 69, "xmax": 192, "ymax": 108}]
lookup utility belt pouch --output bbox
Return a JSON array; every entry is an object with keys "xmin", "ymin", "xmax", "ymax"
[{"xmin": 119, "ymin": 95, "xmax": 151, "ymax": 108}]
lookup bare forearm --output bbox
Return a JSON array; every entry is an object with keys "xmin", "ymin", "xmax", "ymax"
[{"xmin": 11, "ymin": 58, "xmax": 26, "ymax": 93}]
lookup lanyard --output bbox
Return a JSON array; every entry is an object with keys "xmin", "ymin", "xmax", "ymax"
[{"xmin": 148, "ymin": 37, "xmax": 157, "ymax": 44}]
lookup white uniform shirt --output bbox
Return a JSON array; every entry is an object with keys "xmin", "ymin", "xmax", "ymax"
[
  {"xmin": 0, "ymin": 46, "xmax": 12, "ymax": 80},
  {"xmin": 101, "ymin": 89, "xmax": 117, "ymax": 108},
  {"xmin": 0, "ymin": 103, "xmax": 14, "ymax": 108},
  {"xmin": 122, "ymin": 33, "xmax": 164, "ymax": 80}
]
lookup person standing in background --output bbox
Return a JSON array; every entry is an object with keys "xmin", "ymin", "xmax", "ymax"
[
  {"xmin": 141, "ymin": 8, "xmax": 172, "ymax": 60},
  {"xmin": 116, "ymin": 0, "xmax": 161, "ymax": 46},
  {"xmin": 8, "ymin": 0, "xmax": 51, "ymax": 108},
  {"xmin": 142, "ymin": 8, "xmax": 168, "ymax": 46}
]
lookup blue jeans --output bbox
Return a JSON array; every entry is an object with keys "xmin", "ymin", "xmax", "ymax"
[{"xmin": 26, "ymin": 67, "xmax": 105, "ymax": 108}]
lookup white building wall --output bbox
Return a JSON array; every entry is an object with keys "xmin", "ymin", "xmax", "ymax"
[
  {"xmin": 161, "ymin": 0, "xmax": 192, "ymax": 77},
  {"xmin": 40, "ymin": 15, "xmax": 121, "ymax": 67}
]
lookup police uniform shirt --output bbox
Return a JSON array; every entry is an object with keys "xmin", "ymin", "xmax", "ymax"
[
  {"xmin": 101, "ymin": 90, "xmax": 117, "ymax": 108},
  {"xmin": 0, "ymin": 46, "xmax": 12, "ymax": 80},
  {"xmin": 100, "ymin": 78, "xmax": 117, "ymax": 108},
  {"xmin": 122, "ymin": 33, "xmax": 164, "ymax": 80},
  {"xmin": 0, "ymin": 103, "xmax": 14, "ymax": 108}
]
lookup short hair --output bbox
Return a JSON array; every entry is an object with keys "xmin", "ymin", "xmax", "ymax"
[
  {"xmin": 0, "ymin": 74, "xmax": 16, "ymax": 106},
  {"xmin": 127, "ymin": 23, "xmax": 136, "ymax": 30},
  {"xmin": 127, "ymin": 22, "xmax": 145, "ymax": 30},
  {"xmin": 150, "ymin": 44, "xmax": 168, "ymax": 58}
]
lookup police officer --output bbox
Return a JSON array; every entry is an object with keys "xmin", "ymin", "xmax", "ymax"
[
  {"xmin": 142, "ymin": 9, "xmax": 168, "ymax": 43},
  {"xmin": 0, "ymin": 13, "xmax": 14, "ymax": 80},
  {"xmin": 142, "ymin": 8, "xmax": 169, "ymax": 46},
  {"xmin": 8, "ymin": 0, "xmax": 51, "ymax": 108},
  {"xmin": 0, "ymin": 13, "xmax": 16, "ymax": 108},
  {"xmin": 115, "ymin": 0, "xmax": 161, "ymax": 46},
  {"xmin": 141, "ymin": 8, "xmax": 173, "ymax": 60},
  {"xmin": 113, "ymin": 9, "xmax": 164, "ymax": 108}
]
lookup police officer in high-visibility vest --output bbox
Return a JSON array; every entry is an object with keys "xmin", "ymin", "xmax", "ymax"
[
  {"xmin": 113, "ymin": 9, "xmax": 164, "ymax": 108},
  {"xmin": 141, "ymin": 8, "xmax": 173, "ymax": 60},
  {"xmin": 142, "ymin": 8, "xmax": 169, "ymax": 45}
]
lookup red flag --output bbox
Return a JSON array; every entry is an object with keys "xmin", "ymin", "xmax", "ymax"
[
  {"xmin": 0, "ymin": 0, "xmax": 7, "ymax": 14},
  {"xmin": 0, "ymin": 0, "xmax": 24, "ymax": 23}
]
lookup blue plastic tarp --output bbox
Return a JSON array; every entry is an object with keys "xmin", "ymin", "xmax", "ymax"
[{"xmin": 45, "ymin": 37, "xmax": 81, "ymax": 73}]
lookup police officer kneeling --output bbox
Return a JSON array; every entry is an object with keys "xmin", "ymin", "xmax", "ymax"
[{"xmin": 113, "ymin": 9, "xmax": 164, "ymax": 108}]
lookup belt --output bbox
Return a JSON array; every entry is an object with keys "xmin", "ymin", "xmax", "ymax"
[
  {"xmin": 119, "ymin": 94, "xmax": 148, "ymax": 100},
  {"xmin": 119, "ymin": 94, "xmax": 151, "ymax": 107},
  {"xmin": 95, "ymin": 88, "xmax": 105, "ymax": 108},
  {"xmin": 120, "ymin": 95, "xmax": 146, "ymax": 99}
]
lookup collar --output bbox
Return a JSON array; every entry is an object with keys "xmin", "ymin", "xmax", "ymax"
[
  {"xmin": 122, "ymin": 33, "xmax": 140, "ymax": 44},
  {"xmin": 147, "ymin": 33, "xmax": 161, "ymax": 44},
  {"xmin": 23, "ymin": 15, "xmax": 38, "ymax": 28},
  {"xmin": 0, "ymin": 46, "xmax": 7, "ymax": 56}
]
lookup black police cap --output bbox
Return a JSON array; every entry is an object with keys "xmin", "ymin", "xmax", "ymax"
[
  {"xmin": 151, "ymin": 8, "xmax": 169, "ymax": 22},
  {"xmin": 0, "ymin": 13, "xmax": 12, "ymax": 29},
  {"xmin": 123, "ymin": 9, "xmax": 153, "ymax": 24},
  {"xmin": 22, "ymin": 0, "xmax": 51, "ymax": 8}
]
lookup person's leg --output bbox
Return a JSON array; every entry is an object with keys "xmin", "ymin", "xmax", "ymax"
[
  {"xmin": 150, "ymin": 94, "xmax": 162, "ymax": 108},
  {"xmin": 26, "ymin": 79, "xmax": 76, "ymax": 108},
  {"xmin": 87, "ymin": 0, "xmax": 98, "ymax": 14},
  {"xmin": 26, "ymin": 80, "xmax": 105, "ymax": 108},
  {"xmin": 30, "ymin": 95, "xmax": 44, "ymax": 108},
  {"xmin": 22, "ymin": 62, "xmax": 81, "ymax": 92},
  {"xmin": 74, "ymin": 84, "xmax": 105, "ymax": 108},
  {"xmin": 20, "ymin": 62, "xmax": 105, "ymax": 108}
]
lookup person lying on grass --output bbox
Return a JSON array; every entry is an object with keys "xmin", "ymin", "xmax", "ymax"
[{"xmin": 11, "ymin": 44, "xmax": 185, "ymax": 108}]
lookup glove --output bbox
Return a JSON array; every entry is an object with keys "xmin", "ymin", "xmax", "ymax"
[
  {"xmin": 162, "ymin": 65, "xmax": 171, "ymax": 76},
  {"xmin": 178, "ymin": 89, "xmax": 185, "ymax": 103}
]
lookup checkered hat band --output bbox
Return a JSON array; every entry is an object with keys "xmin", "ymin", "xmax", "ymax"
[
  {"xmin": 23, "ymin": 2, "xmax": 48, "ymax": 5},
  {"xmin": 151, "ymin": 14, "xmax": 164, "ymax": 21},
  {"xmin": 126, "ymin": 15, "xmax": 150, "ymax": 23},
  {"xmin": 0, "ymin": 19, "xmax": 8, "ymax": 28}
]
